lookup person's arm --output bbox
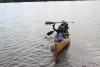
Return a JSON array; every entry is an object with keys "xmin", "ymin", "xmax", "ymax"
[
  {"xmin": 52, "ymin": 23, "xmax": 57, "ymax": 32},
  {"xmin": 65, "ymin": 23, "xmax": 69, "ymax": 29}
]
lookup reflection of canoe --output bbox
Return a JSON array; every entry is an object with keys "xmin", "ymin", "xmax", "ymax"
[{"xmin": 54, "ymin": 36, "xmax": 70, "ymax": 55}]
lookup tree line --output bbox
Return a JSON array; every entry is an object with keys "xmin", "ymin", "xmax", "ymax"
[
  {"xmin": 0, "ymin": 0, "xmax": 71, "ymax": 2},
  {"xmin": 0, "ymin": 0, "xmax": 58, "ymax": 2}
]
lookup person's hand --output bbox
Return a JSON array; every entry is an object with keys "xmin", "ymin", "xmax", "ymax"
[
  {"xmin": 53, "ymin": 23, "xmax": 55, "ymax": 25},
  {"xmin": 52, "ymin": 23, "xmax": 55, "ymax": 26},
  {"xmin": 52, "ymin": 24, "xmax": 55, "ymax": 27}
]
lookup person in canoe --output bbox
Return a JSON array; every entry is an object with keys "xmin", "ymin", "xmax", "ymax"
[
  {"xmin": 60, "ymin": 20, "xmax": 69, "ymax": 37},
  {"xmin": 52, "ymin": 24, "xmax": 65, "ymax": 42},
  {"xmin": 52, "ymin": 20, "xmax": 69, "ymax": 42}
]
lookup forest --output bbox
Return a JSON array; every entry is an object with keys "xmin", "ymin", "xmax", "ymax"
[{"xmin": 0, "ymin": 0, "xmax": 76, "ymax": 2}]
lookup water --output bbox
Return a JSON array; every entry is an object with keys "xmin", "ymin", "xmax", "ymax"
[{"xmin": 0, "ymin": 1, "xmax": 100, "ymax": 67}]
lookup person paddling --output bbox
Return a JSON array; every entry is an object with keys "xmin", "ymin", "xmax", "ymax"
[
  {"xmin": 52, "ymin": 23, "xmax": 65, "ymax": 42},
  {"xmin": 60, "ymin": 20, "xmax": 69, "ymax": 37}
]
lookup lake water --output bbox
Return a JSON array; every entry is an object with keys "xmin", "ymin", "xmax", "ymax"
[{"xmin": 0, "ymin": 1, "xmax": 100, "ymax": 67}]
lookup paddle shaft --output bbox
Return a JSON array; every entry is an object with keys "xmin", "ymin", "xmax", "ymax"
[
  {"xmin": 52, "ymin": 22, "xmax": 74, "ymax": 23},
  {"xmin": 45, "ymin": 21, "xmax": 74, "ymax": 24}
]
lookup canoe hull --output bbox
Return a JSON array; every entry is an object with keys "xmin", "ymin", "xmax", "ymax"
[{"xmin": 54, "ymin": 37, "xmax": 70, "ymax": 55}]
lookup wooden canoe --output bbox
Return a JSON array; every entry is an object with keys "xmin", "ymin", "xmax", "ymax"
[{"xmin": 54, "ymin": 36, "xmax": 70, "ymax": 55}]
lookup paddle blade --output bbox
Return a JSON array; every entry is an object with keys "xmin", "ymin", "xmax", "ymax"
[
  {"xmin": 47, "ymin": 31, "xmax": 54, "ymax": 36},
  {"xmin": 45, "ymin": 21, "xmax": 55, "ymax": 25}
]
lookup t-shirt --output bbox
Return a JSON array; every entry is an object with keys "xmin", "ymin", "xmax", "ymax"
[{"xmin": 57, "ymin": 32, "xmax": 64, "ymax": 41}]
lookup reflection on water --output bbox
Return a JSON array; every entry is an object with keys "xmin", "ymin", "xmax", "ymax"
[{"xmin": 0, "ymin": 1, "xmax": 100, "ymax": 67}]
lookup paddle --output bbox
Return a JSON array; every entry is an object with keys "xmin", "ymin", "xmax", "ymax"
[
  {"xmin": 47, "ymin": 31, "xmax": 54, "ymax": 36},
  {"xmin": 45, "ymin": 21, "xmax": 74, "ymax": 25},
  {"xmin": 45, "ymin": 21, "xmax": 74, "ymax": 36},
  {"xmin": 45, "ymin": 21, "xmax": 55, "ymax": 25}
]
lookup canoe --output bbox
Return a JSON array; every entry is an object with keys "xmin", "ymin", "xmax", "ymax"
[{"xmin": 54, "ymin": 36, "xmax": 70, "ymax": 55}]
